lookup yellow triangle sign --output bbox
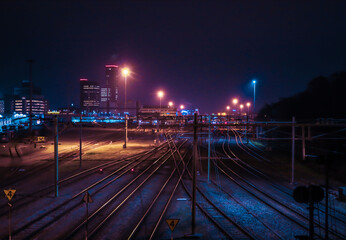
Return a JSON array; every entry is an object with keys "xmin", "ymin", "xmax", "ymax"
[
  {"xmin": 4, "ymin": 189, "xmax": 16, "ymax": 201},
  {"xmin": 165, "ymin": 219, "xmax": 179, "ymax": 232},
  {"xmin": 82, "ymin": 192, "xmax": 93, "ymax": 203}
]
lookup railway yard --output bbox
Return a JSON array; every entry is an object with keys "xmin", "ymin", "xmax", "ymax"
[{"xmin": 0, "ymin": 125, "xmax": 345, "ymax": 239}]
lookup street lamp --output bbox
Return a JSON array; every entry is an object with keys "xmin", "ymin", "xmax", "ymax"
[
  {"xmin": 226, "ymin": 105, "xmax": 230, "ymax": 124},
  {"xmin": 240, "ymin": 104, "xmax": 244, "ymax": 113},
  {"xmin": 122, "ymin": 67, "xmax": 130, "ymax": 149},
  {"xmin": 168, "ymin": 101, "xmax": 173, "ymax": 107},
  {"xmin": 122, "ymin": 68, "xmax": 130, "ymax": 114},
  {"xmin": 157, "ymin": 91, "xmax": 164, "ymax": 110},
  {"xmin": 232, "ymin": 98, "xmax": 238, "ymax": 105},
  {"xmin": 180, "ymin": 105, "xmax": 184, "ymax": 110},
  {"xmin": 246, "ymin": 102, "xmax": 251, "ymax": 115},
  {"xmin": 157, "ymin": 91, "xmax": 164, "ymax": 130},
  {"xmin": 252, "ymin": 80, "xmax": 256, "ymax": 112}
]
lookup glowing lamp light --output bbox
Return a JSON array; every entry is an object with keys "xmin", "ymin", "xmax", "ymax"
[
  {"xmin": 226, "ymin": 106, "xmax": 230, "ymax": 110},
  {"xmin": 253, "ymin": 80, "xmax": 256, "ymax": 84},
  {"xmin": 246, "ymin": 102, "xmax": 251, "ymax": 107},
  {"xmin": 232, "ymin": 98, "xmax": 238, "ymax": 105},
  {"xmin": 99, "ymin": 168, "xmax": 103, "ymax": 172},
  {"xmin": 240, "ymin": 104, "xmax": 244, "ymax": 109},
  {"xmin": 122, "ymin": 68, "xmax": 130, "ymax": 77},
  {"xmin": 131, "ymin": 168, "xmax": 134, "ymax": 172},
  {"xmin": 157, "ymin": 90, "xmax": 164, "ymax": 98},
  {"xmin": 180, "ymin": 105, "xmax": 185, "ymax": 110},
  {"xmin": 168, "ymin": 101, "xmax": 173, "ymax": 107}
]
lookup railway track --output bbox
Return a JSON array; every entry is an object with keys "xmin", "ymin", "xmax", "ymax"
[
  {"xmin": 62, "ymin": 137, "xmax": 183, "ymax": 239},
  {"xmin": 231, "ymin": 128, "xmax": 346, "ymax": 227},
  {"xmin": 1, "ymin": 141, "xmax": 170, "ymax": 239},
  {"xmin": 216, "ymin": 129, "xmax": 345, "ymax": 239},
  {"xmin": 0, "ymin": 130, "xmax": 123, "ymax": 188}
]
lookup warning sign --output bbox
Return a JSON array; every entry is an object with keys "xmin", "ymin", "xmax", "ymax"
[
  {"xmin": 4, "ymin": 189, "xmax": 16, "ymax": 201},
  {"xmin": 165, "ymin": 219, "xmax": 179, "ymax": 231},
  {"xmin": 82, "ymin": 192, "xmax": 93, "ymax": 203}
]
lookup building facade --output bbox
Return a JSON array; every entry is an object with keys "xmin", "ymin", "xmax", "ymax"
[
  {"xmin": 102, "ymin": 65, "xmax": 119, "ymax": 113},
  {"xmin": 10, "ymin": 80, "xmax": 49, "ymax": 115},
  {"xmin": 12, "ymin": 96, "xmax": 48, "ymax": 115},
  {"xmin": 80, "ymin": 78, "xmax": 100, "ymax": 113},
  {"xmin": 0, "ymin": 99, "xmax": 4, "ymax": 114}
]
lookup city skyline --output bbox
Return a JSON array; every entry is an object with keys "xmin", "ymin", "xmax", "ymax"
[{"xmin": 1, "ymin": 0, "xmax": 345, "ymax": 113}]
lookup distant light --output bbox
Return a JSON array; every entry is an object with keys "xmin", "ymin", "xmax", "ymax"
[
  {"xmin": 168, "ymin": 101, "xmax": 173, "ymax": 107},
  {"xmin": 246, "ymin": 102, "xmax": 251, "ymax": 107},
  {"xmin": 232, "ymin": 109, "xmax": 236, "ymax": 112},
  {"xmin": 232, "ymin": 98, "xmax": 238, "ymax": 105},
  {"xmin": 253, "ymin": 80, "xmax": 256, "ymax": 84},
  {"xmin": 157, "ymin": 90, "xmax": 164, "ymax": 98},
  {"xmin": 240, "ymin": 104, "xmax": 244, "ymax": 109},
  {"xmin": 226, "ymin": 106, "xmax": 230, "ymax": 110},
  {"xmin": 80, "ymin": 78, "xmax": 88, "ymax": 81},
  {"xmin": 180, "ymin": 105, "xmax": 184, "ymax": 110},
  {"xmin": 122, "ymin": 68, "xmax": 130, "ymax": 77},
  {"xmin": 99, "ymin": 168, "xmax": 103, "ymax": 172},
  {"xmin": 131, "ymin": 168, "xmax": 134, "ymax": 172}
]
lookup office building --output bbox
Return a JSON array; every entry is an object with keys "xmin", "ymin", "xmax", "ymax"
[
  {"xmin": 11, "ymin": 80, "xmax": 49, "ymax": 115},
  {"xmin": 103, "ymin": 65, "xmax": 119, "ymax": 113},
  {"xmin": 80, "ymin": 78, "xmax": 100, "ymax": 113}
]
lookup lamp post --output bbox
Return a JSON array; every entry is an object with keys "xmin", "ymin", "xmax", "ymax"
[
  {"xmin": 168, "ymin": 101, "xmax": 173, "ymax": 108},
  {"xmin": 246, "ymin": 102, "xmax": 251, "ymax": 143},
  {"xmin": 252, "ymin": 80, "xmax": 256, "ymax": 112},
  {"xmin": 122, "ymin": 68, "xmax": 130, "ymax": 148},
  {"xmin": 232, "ymin": 98, "xmax": 238, "ymax": 117},
  {"xmin": 180, "ymin": 105, "xmax": 185, "ymax": 125},
  {"xmin": 246, "ymin": 102, "xmax": 251, "ymax": 116},
  {"xmin": 122, "ymin": 68, "xmax": 130, "ymax": 113},
  {"xmin": 226, "ymin": 105, "xmax": 230, "ymax": 133},
  {"xmin": 240, "ymin": 104, "xmax": 244, "ymax": 114},
  {"xmin": 157, "ymin": 90, "xmax": 164, "ymax": 130}
]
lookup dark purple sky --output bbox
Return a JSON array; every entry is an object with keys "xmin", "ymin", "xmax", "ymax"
[{"xmin": 1, "ymin": 0, "xmax": 345, "ymax": 113}]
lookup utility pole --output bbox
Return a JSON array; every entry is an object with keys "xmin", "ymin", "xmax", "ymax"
[
  {"xmin": 246, "ymin": 114, "xmax": 249, "ymax": 144},
  {"xmin": 208, "ymin": 115, "xmax": 211, "ymax": 183},
  {"xmin": 308, "ymin": 186, "xmax": 314, "ymax": 240},
  {"xmin": 192, "ymin": 112, "xmax": 198, "ymax": 235},
  {"xmin": 325, "ymin": 155, "xmax": 329, "ymax": 240},
  {"xmin": 291, "ymin": 116, "xmax": 295, "ymax": 184},
  {"xmin": 302, "ymin": 126, "xmax": 306, "ymax": 160},
  {"xmin": 8, "ymin": 202, "xmax": 12, "ymax": 240},
  {"xmin": 80, "ymin": 113, "xmax": 82, "ymax": 168},
  {"xmin": 27, "ymin": 59, "xmax": 34, "ymax": 135},
  {"xmin": 54, "ymin": 117, "xmax": 59, "ymax": 197}
]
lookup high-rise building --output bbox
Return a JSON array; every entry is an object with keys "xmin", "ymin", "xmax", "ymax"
[
  {"xmin": 104, "ymin": 65, "xmax": 119, "ymax": 113},
  {"xmin": 80, "ymin": 78, "xmax": 100, "ymax": 113},
  {"xmin": 11, "ymin": 80, "xmax": 48, "ymax": 115},
  {"xmin": 0, "ymin": 99, "xmax": 4, "ymax": 114},
  {"xmin": 12, "ymin": 96, "xmax": 48, "ymax": 115}
]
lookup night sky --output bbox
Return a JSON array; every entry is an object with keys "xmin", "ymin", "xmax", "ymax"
[{"xmin": 1, "ymin": 0, "xmax": 345, "ymax": 113}]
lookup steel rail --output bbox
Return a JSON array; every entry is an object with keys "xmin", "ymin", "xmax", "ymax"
[
  {"xmin": 5, "ymin": 143, "xmax": 168, "ymax": 240},
  {"xmin": 127, "ymin": 144, "xmax": 189, "ymax": 239},
  {"xmin": 65, "ymin": 140, "xmax": 180, "ymax": 239},
  {"xmin": 170, "ymin": 136, "xmax": 256, "ymax": 240},
  {"xmin": 230, "ymin": 129, "xmax": 346, "ymax": 226}
]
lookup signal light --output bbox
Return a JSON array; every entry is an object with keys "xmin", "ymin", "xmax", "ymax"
[
  {"xmin": 131, "ymin": 168, "xmax": 134, "ymax": 172},
  {"xmin": 99, "ymin": 168, "xmax": 103, "ymax": 173}
]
